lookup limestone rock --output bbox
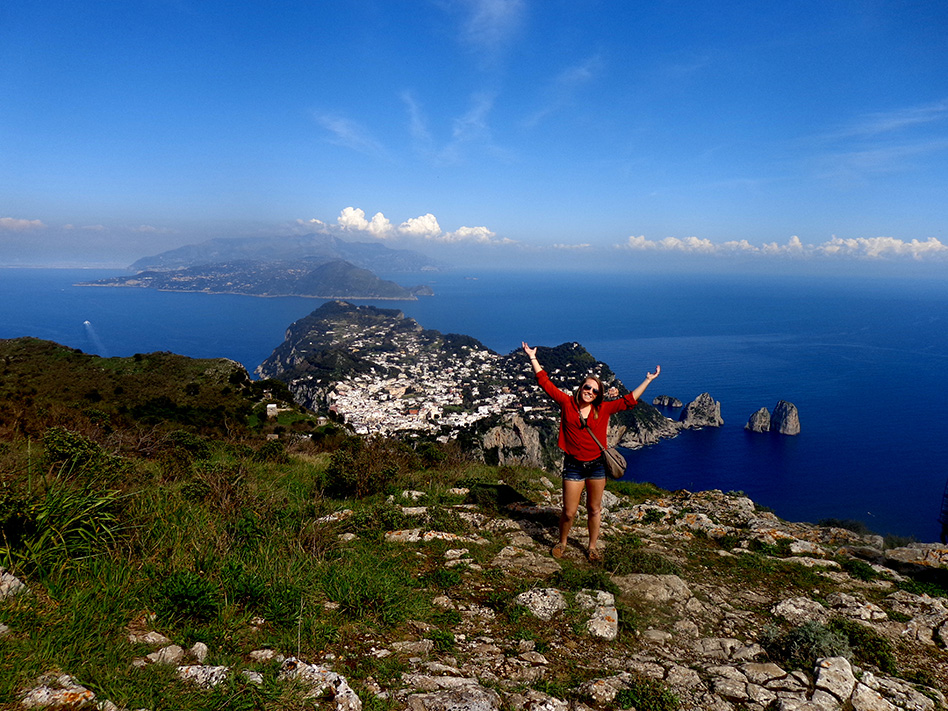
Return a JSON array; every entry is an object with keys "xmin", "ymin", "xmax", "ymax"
[
  {"xmin": 813, "ymin": 656, "xmax": 856, "ymax": 705},
  {"xmin": 652, "ymin": 395, "xmax": 683, "ymax": 408},
  {"xmin": 492, "ymin": 546, "xmax": 562, "ymax": 576},
  {"xmin": 0, "ymin": 567, "xmax": 27, "ymax": 599},
  {"xmin": 772, "ymin": 596, "xmax": 829, "ymax": 625},
  {"xmin": 147, "ymin": 644, "xmax": 186, "ymax": 665},
  {"xmin": 278, "ymin": 658, "xmax": 362, "ymax": 710},
  {"xmin": 177, "ymin": 665, "xmax": 229, "ymax": 688},
  {"xmin": 515, "ymin": 588, "xmax": 567, "ymax": 621},
  {"xmin": 745, "ymin": 407, "xmax": 771, "ymax": 433},
  {"xmin": 679, "ymin": 393, "xmax": 724, "ymax": 428},
  {"xmin": 406, "ymin": 684, "xmax": 502, "ymax": 710},
  {"xmin": 772, "ymin": 400, "xmax": 801, "ymax": 435},
  {"xmin": 611, "ymin": 574, "xmax": 692, "ymax": 604},
  {"xmin": 19, "ymin": 673, "xmax": 96, "ymax": 709}
]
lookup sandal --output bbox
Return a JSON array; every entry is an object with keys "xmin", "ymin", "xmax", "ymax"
[
  {"xmin": 551, "ymin": 543, "xmax": 565, "ymax": 559},
  {"xmin": 588, "ymin": 547, "xmax": 603, "ymax": 562}
]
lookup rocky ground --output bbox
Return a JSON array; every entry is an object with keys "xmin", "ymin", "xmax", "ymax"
[{"xmin": 5, "ymin": 477, "xmax": 948, "ymax": 711}]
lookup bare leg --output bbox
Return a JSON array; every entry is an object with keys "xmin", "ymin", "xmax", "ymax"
[
  {"xmin": 559, "ymin": 479, "xmax": 586, "ymax": 548},
  {"xmin": 585, "ymin": 477, "xmax": 606, "ymax": 553}
]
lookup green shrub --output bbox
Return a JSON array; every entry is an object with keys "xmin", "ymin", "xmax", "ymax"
[
  {"xmin": 613, "ymin": 675, "xmax": 680, "ymax": 711},
  {"xmin": 839, "ymin": 557, "xmax": 883, "ymax": 582},
  {"xmin": 828, "ymin": 617, "xmax": 897, "ymax": 673},
  {"xmin": 165, "ymin": 430, "xmax": 214, "ymax": 460},
  {"xmin": 425, "ymin": 506, "xmax": 468, "ymax": 534},
  {"xmin": 154, "ymin": 571, "xmax": 220, "ymax": 624},
  {"xmin": 348, "ymin": 501, "xmax": 412, "ymax": 540},
  {"xmin": 323, "ymin": 437, "xmax": 403, "ymax": 499},
  {"xmin": 761, "ymin": 621, "xmax": 851, "ymax": 670},
  {"xmin": 253, "ymin": 440, "xmax": 289, "ymax": 464},
  {"xmin": 426, "ymin": 628, "xmax": 456, "ymax": 653}
]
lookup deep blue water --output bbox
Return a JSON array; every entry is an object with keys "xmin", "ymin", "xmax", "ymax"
[{"xmin": 2, "ymin": 267, "xmax": 947, "ymax": 542}]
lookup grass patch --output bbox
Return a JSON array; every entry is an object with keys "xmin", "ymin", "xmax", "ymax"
[{"xmin": 614, "ymin": 675, "xmax": 680, "ymax": 711}]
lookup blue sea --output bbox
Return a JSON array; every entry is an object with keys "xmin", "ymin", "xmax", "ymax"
[{"xmin": 2, "ymin": 267, "xmax": 947, "ymax": 542}]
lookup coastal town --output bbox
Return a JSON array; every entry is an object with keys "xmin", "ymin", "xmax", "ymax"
[{"xmin": 256, "ymin": 301, "xmax": 631, "ymax": 441}]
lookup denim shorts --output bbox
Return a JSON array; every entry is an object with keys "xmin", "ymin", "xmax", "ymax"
[{"xmin": 562, "ymin": 453, "xmax": 606, "ymax": 481}]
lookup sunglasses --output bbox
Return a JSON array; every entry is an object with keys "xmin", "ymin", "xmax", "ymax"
[{"xmin": 582, "ymin": 384, "xmax": 600, "ymax": 395}]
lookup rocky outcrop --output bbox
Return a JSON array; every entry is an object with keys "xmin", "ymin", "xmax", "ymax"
[
  {"xmin": 745, "ymin": 407, "xmax": 771, "ymax": 433},
  {"xmin": 772, "ymin": 400, "xmax": 801, "ymax": 435},
  {"xmin": 652, "ymin": 395, "xmax": 683, "ymax": 408},
  {"xmin": 616, "ymin": 402, "xmax": 683, "ymax": 448},
  {"xmin": 8, "ymin": 486, "xmax": 948, "ymax": 711},
  {"xmin": 679, "ymin": 392, "xmax": 724, "ymax": 428}
]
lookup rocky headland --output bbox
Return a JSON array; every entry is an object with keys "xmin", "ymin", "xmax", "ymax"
[{"xmin": 256, "ymin": 301, "xmax": 685, "ymax": 470}]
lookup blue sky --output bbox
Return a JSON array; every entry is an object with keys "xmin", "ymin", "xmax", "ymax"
[{"xmin": 2, "ymin": 0, "xmax": 947, "ymax": 271}]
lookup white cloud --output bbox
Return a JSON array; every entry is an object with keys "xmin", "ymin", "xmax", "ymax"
[
  {"xmin": 552, "ymin": 243, "xmax": 592, "ymax": 250},
  {"xmin": 337, "ymin": 207, "xmax": 395, "ymax": 237},
  {"xmin": 444, "ymin": 225, "xmax": 512, "ymax": 244},
  {"xmin": 328, "ymin": 207, "xmax": 510, "ymax": 245},
  {"xmin": 816, "ymin": 236, "xmax": 948, "ymax": 261},
  {"xmin": 398, "ymin": 213, "xmax": 442, "ymax": 238},
  {"xmin": 0, "ymin": 217, "xmax": 45, "ymax": 231},
  {"xmin": 619, "ymin": 234, "xmax": 948, "ymax": 261}
]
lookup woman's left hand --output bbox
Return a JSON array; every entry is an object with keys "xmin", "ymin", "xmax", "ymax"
[{"xmin": 647, "ymin": 365, "xmax": 661, "ymax": 380}]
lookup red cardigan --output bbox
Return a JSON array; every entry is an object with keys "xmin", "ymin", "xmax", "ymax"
[{"xmin": 535, "ymin": 370, "xmax": 637, "ymax": 462}]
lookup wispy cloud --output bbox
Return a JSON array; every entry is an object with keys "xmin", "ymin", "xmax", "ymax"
[
  {"xmin": 0, "ymin": 217, "xmax": 45, "ymax": 231},
  {"xmin": 403, "ymin": 91, "xmax": 502, "ymax": 165},
  {"xmin": 524, "ymin": 55, "xmax": 604, "ymax": 128},
  {"xmin": 808, "ymin": 100, "xmax": 948, "ymax": 182},
  {"xmin": 313, "ymin": 112, "xmax": 387, "ymax": 157},
  {"xmin": 833, "ymin": 100, "xmax": 948, "ymax": 139},
  {"xmin": 618, "ymin": 234, "xmax": 948, "ymax": 261},
  {"xmin": 456, "ymin": 0, "xmax": 525, "ymax": 61}
]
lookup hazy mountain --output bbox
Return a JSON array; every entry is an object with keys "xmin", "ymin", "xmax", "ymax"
[{"xmin": 129, "ymin": 232, "xmax": 443, "ymax": 273}]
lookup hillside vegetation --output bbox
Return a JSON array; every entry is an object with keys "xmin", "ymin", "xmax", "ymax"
[{"xmin": 1, "ymin": 338, "xmax": 946, "ymax": 711}]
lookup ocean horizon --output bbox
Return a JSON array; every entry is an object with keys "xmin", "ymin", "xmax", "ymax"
[{"xmin": 2, "ymin": 267, "xmax": 947, "ymax": 543}]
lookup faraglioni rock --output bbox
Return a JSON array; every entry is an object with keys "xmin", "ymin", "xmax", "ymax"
[
  {"xmin": 652, "ymin": 395, "xmax": 683, "ymax": 408},
  {"xmin": 771, "ymin": 400, "xmax": 801, "ymax": 435},
  {"xmin": 745, "ymin": 407, "xmax": 771, "ymax": 433},
  {"xmin": 679, "ymin": 393, "xmax": 724, "ymax": 429}
]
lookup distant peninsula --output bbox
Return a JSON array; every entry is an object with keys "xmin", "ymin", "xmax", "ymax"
[{"xmin": 78, "ymin": 259, "xmax": 434, "ymax": 300}]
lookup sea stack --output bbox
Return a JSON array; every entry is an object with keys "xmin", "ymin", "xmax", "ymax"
[
  {"xmin": 745, "ymin": 407, "xmax": 771, "ymax": 433},
  {"xmin": 652, "ymin": 395, "xmax": 683, "ymax": 408},
  {"xmin": 771, "ymin": 400, "xmax": 801, "ymax": 435},
  {"xmin": 679, "ymin": 393, "xmax": 724, "ymax": 429}
]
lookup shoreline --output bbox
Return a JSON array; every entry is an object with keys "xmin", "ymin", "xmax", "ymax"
[{"xmin": 73, "ymin": 283, "xmax": 420, "ymax": 301}]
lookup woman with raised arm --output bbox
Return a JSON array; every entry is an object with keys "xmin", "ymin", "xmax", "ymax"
[{"xmin": 521, "ymin": 342, "xmax": 660, "ymax": 561}]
